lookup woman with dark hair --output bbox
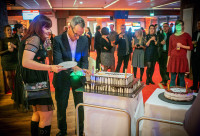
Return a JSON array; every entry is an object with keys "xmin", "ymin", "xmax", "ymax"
[
  {"xmin": 84, "ymin": 27, "xmax": 92, "ymax": 54},
  {"xmin": 100, "ymin": 27, "xmax": 113, "ymax": 71},
  {"xmin": 18, "ymin": 15, "xmax": 66, "ymax": 136},
  {"xmin": 0, "ymin": 25, "xmax": 19, "ymax": 95},
  {"xmin": 167, "ymin": 20, "xmax": 193, "ymax": 87},
  {"xmin": 145, "ymin": 25, "xmax": 158, "ymax": 85}
]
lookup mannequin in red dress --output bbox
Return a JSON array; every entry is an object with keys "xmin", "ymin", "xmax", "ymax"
[{"xmin": 167, "ymin": 20, "xmax": 193, "ymax": 87}]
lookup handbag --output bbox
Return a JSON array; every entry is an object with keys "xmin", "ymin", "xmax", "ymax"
[{"xmin": 24, "ymin": 80, "xmax": 51, "ymax": 100}]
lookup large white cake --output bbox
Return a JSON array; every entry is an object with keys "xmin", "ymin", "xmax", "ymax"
[
  {"xmin": 164, "ymin": 87, "xmax": 193, "ymax": 101},
  {"xmin": 85, "ymin": 72, "xmax": 141, "ymax": 94}
]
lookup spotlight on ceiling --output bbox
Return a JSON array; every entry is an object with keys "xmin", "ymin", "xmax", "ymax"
[{"xmin": 80, "ymin": 1, "xmax": 83, "ymax": 4}]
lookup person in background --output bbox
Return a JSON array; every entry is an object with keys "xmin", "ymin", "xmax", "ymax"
[
  {"xmin": 157, "ymin": 26, "xmax": 163, "ymax": 35},
  {"xmin": 94, "ymin": 25, "xmax": 102, "ymax": 70},
  {"xmin": 84, "ymin": 27, "xmax": 92, "ymax": 55},
  {"xmin": 157, "ymin": 23, "xmax": 172, "ymax": 86},
  {"xmin": 167, "ymin": 20, "xmax": 193, "ymax": 87},
  {"xmin": 169, "ymin": 23, "xmax": 174, "ymax": 34},
  {"xmin": 132, "ymin": 29, "xmax": 145, "ymax": 81},
  {"xmin": 115, "ymin": 24, "xmax": 132, "ymax": 73},
  {"xmin": 145, "ymin": 25, "xmax": 158, "ymax": 85},
  {"xmin": 53, "ymin": 16, "xmax": 90, "ymax": 136},
  {"xmin": 128, "ymin": 27, "xmax": 133, "ymax": 39},
  {"xmin": 108, "ymin": 24, "xmax": 118, "ymax": 72},
  {"xmin": 19, "ymin": 14, "xmax": 66, "ymax": 136},
  {"xmin": 190, "ymin": 19, "xmax": 200, "ymax": 92},
  {"xmin": 13, "ymin": 23, "xmax": 23, "ymax": 42},
  {"xmin": 141, "ymin": 27, "xmax": 146, "ymax": 37},
  {"xmin": 184, "ymin": 90, "xmax": 200, "ymax": 136},
  {"xmin": 0, "ymin": 25, "xmax": 19, "ymax": 95},
  {"xmin": 100, "ymin": 27, "xmax": 113, "ymax": 71},
  {"xmin": 154, "ymin": 24, "xmax": 158, "ymax": 32}
]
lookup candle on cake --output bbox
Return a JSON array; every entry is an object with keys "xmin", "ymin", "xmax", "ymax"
[
  {"xmin": 99, "ymin": 64, "xmax": 101, "ymax": 72},
  {"xmin": 167, "ymin": 81, "xmax": 170, "ymax": 91}
]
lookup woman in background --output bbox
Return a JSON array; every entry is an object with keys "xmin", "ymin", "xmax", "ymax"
[
  {"xmin": 19, "ymin": 15, "xmax": 65, "ymax": 136},
  {"xmin": 100, "ymin": 27, "xmax": 114, "ymax": 71},
  {"xmin": 145, "ymin": 25, "xmax": 158, "ymax": 85},
  {"xmin": 0, "ymin": 25, "xmax": 19, "ymax": 95},
  {"xmin": 84, "ymin": 27, "xmax": 92, "ymax": 55},
  {"xmin": 132, "ymin": 29, "xmax": 145, "ymax": 81},
  {"xmin": 167, "ymin": 20, "xmax": 193, "ymax": 87}
]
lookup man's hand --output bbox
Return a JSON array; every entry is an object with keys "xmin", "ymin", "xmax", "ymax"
[{"xmin": 161, "ymin": 40, "xmax": 166, "ymax": 45}]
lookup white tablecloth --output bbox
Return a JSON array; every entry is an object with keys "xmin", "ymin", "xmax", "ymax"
[
  {"xmin": 141, "ymin": 88, "xmax": 195, "ymax": 136},
  {"xmin": 83, "ymin": 91, "xmax": 144, "ymax": 136}
]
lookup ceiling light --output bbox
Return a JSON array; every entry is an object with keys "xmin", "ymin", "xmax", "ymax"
[
  {"xmin": 80, "ymin": 1, "xmax": 83, "ymax": 4},
  {"xmin": 46, "ymin": 0, "xmax": 52, "ymax": 8},
  {"xmin": 152, "ymin": 1, "xmax": 180, "ymax": 8},
  {"xmin": 104, "ymin": 0, "xmax": 119, "ymax": 9}
]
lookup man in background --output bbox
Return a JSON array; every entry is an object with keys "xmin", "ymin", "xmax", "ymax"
[
  {"xmin": 158, "ymin": 22, "xmax": 172, "ymax": 86},
  {"xmin": 94, "ymin": 25, "xmax": 101, "ymax": 70},
  {"xmin": 115, "ymin": 24, "xmax": 132, "ymax": 73}
]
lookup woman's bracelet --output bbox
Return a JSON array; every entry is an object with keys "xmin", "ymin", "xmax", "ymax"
[{"xmin": 49, "ymin": 65, "xmax": 52, "ymax": 71}]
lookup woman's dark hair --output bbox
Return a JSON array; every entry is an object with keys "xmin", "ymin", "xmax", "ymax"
[
  {"xmin": 148, "ymin": 25, "xmax": 155, "ymax": 34},
  {"xmin": 175, "ymin": 19, "xmax": 184, "ymax": 26},
  {"xmin": 22, "ymin": 14, "xmax": 52, "ymax": 42},
  {"xmin": 101, "ymin": 27, "xmax": 109, "ymax": 35},
  {"xmin": 13, "ymin": 23, "xmax": 23, "ymax": 32},
  {"xmin": 96, "ymin": 26, "xmax": 101, "ymax": 32},
  {"xmin": 87, "ymin": 27, "xmax": 91, "ymax": 32},
  {"xmin": 4, "ymin": 25, "xmax": 11, "ymax": 32}
]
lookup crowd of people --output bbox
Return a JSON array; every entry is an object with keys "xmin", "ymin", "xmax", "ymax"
[{"xmin": 0, "ymin": 14, "xmax": 200, "ymax": 136}]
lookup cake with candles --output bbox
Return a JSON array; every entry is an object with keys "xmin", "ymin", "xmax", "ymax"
[
  {"xmin": 84, "ymin": 71, "xmax": 142, "ymax": 95},
  {"xmin": 164, "ymin": 86, "xmax": 193, "ymax": 101}
]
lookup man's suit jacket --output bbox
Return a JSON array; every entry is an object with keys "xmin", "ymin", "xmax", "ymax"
[
  {"xmin": 94, "ymin": 31, "xmax": 102, "ymax": 51},
  {"xmin": 115, "ymin": 32, "xmax": 132, "ymax": 56},
  {"xmin": 192, "ymin": 31, "xmax": 200, "ymax": 58},
  {"xmin": 157, "ymin": 32, "xmax": 172, "ymax": 55},
  {"xmin": 52, "ymin": 32, "xmax": 88, "ymax": 89}
]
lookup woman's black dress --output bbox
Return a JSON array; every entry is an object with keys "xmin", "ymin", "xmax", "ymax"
[
  {"xmin": 145, "ymin": 34, "xmax": 158, "ymax": 62},
  {"xmin": 17, "ymin": 35, "xmax": 53, "ymax": 106}
]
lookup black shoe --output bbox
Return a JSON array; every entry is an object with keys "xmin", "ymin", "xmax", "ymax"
[
  {"xmin": 163, "ymin": 82, "xmax": 167, "ymax": 86},
  {"xmin": 150, "ymin": 80, "xmax": 155, "ymax": 84},
  {"xmin": 160, "ymin": 81, "xmax": 164, "ymax": 84},
  {"xmin": 56, "ymin": 131, "xmax": 67, "ymax": 136},
  {"xmin": 146, "ymin": 79, "xmax": 149, "ymax": 85},
  {"xmin": 190, "ymin": 86, "xmax": 197, "ymax": 90}
]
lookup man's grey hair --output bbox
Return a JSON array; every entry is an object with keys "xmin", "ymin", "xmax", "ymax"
[{"xmin": 70, "ymin": 16, "xmax": 85, "ymax": 28}]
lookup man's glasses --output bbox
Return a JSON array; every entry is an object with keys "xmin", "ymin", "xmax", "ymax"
[{"xmin": 71, "ymin": 25, "xmax": 81, "ymax": 37}]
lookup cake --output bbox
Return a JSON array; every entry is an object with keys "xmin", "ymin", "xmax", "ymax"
[
  {"xmin": 164, "ymin": 87, "xmax": 193, "ymax": 101},
  {"xmin": 85, "ymin": 72, "xmax": 141, "ymax": 94}
]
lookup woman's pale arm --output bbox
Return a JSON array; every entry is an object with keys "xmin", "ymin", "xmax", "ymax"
[{"xmin": 22, "ymin": 50, "xmax": 65, "ymax": 73}]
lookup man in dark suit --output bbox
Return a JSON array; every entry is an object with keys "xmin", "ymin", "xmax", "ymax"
[
  {"xmin": 13, "ymin": 23, "xmax": 23, "ymax": 42},
  {"xmin": 191, "ymin": 20, "xmax": 200, "ymax": 92},
  {"xmin": 94, "ymin": 26, "xmax": 101, "ymax": 70},
  {"xmin": 158, "ymin": 23, "xmax": 172, "ymax": 86},
  {"xmin": 53, "ymin": 16, "xmax": 90, "ymax": 136},
  {"xmin": 115, "ymin": 24, "xmax": 132, "ymax": 73}
]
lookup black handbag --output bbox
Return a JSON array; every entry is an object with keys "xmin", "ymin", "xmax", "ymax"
[{"xmin": 24, "ymin": 80, "xmax": 51, "ymax": 100}]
